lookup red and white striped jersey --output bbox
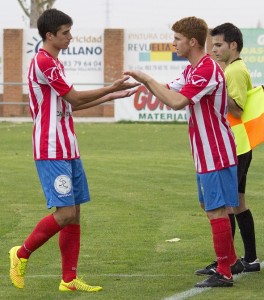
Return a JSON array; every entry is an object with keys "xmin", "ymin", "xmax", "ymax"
[
  {"xmin": 168, "ymin": 54, "xmax": 237, "ymax": 173},
  {"xmin": 28, "ymin": 48, "xmax": 80, "ymax": 160}
]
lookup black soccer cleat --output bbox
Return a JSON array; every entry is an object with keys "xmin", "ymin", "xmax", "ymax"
[
  {"xmin": 195, "ymin": 261, "xmax": 217, "ymax": 276},
  {"xmin": 195, "ymin": 272, "xmax": 233, "ymax": 288},
  {"xmin": 230, "ymin": 259, "xmax": 245, "ymax": 275},
  {"xmin": 242, "ymin": 258, "xmax": 260, "ymax": 273},
  {"xmin": 195, "ymin": 259, "xmax": 245, "ymax": 276}
]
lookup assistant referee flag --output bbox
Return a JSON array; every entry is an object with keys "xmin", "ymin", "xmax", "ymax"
[{"xmin": 227, "ymin": 86, "xmax": 264, "ymax": 155}]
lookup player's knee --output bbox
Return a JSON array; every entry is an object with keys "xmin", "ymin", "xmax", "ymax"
[{"xmin": 55, "ymin": 207, "xmax": 78, "ymax": 226}]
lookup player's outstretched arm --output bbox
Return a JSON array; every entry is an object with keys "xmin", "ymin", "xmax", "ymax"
[
  {"xmin": 72, "ymin": 88, "xmax": 138, "ymax": 111},
  {"xmin": 124, "ymin": 70, "xmax": 189, "ymax": 110},
  {"xmin": 64, "ymin": 76, "xmax": 140, "ymax": 109}
]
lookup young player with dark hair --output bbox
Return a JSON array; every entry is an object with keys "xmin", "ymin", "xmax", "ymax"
[{"xmin": 9, "ymin": 8, "xmax": 139, "ymax": 292}]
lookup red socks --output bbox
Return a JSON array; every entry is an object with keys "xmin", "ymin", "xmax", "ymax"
[
  {"xmin": 59, "ymin": 224, "xmax": 80, "ymax": 282},
  {"xmin": 16, "ymin": 215, "xmax": 81, "ymax": 282},
  {"xmin": 17, "ymin": 214, "xmax": 62, "ymax": 259},
  {"xmin": 210, "ymin": 218, "xmax": 237, "ymax": 278}
]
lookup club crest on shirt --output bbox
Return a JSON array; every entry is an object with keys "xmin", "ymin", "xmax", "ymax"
[
  {"xmin": 54, "ymin": 175, "xmax": 72, "ymax": 195},
  {"xmin": 43, "ymin": 67, "xmax": 59, "ymax": 83}
]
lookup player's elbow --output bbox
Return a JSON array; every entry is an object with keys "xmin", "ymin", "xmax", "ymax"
[
  {"xmin": 170, "ymin": 101, "xmax": 187, "ymax": 111},
  {"xmin": 229, "ymin": 107, "xmax": 242, "ymax": 119},
  {"xmin": 170, "ymin": 94, "xmax": 189, "ymax": 110},
  {"xmin": 64, "ymin": 89, "xmax": 82, "ymax": 107},
  {"xmin": 171, "ymin": 103, "xmax": 180, "ymax": 110}
]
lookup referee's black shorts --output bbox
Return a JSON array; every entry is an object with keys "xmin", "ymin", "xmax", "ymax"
[{"xmin": 237, "ymin": 150, "xmax": 252, "ymax": 194}]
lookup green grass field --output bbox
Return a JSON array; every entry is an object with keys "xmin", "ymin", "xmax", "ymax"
[{"xmin": 0, "ymin": 121, "xmax": 264, "ymax": 300}]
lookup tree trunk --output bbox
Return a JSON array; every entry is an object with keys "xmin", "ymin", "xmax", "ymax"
[{"xmin": 30, "ymin": 0, "xmax": 39, "ymax": 28}]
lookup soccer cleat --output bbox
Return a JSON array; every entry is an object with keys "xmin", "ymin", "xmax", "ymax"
[
  {"xmin": 230, "ymin": 259, "xmax": 245, "ymax": 275},
  {"xmin": 9, "ymin": 246, "xmax": 28, "ymax": 289},
  {"xmin": 195, "ymin": 272, "xmax": 233, "ymax": 288},
  {"xmin": 242, "ymin": 258, "xmax": 260, "ymax": 272},
  {"xmin": 59, "ymin": 278, "xmax": 103, "ymax": 292},
  {"xmin": 195, "ymin": 261, "xmax": 217, "ymax": 276},
  {"xmin": 195, "ymin": 259, "xmax": 245, "ymax": 276}
]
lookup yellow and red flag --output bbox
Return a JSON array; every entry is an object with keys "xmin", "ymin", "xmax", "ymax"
[{"xmin": 228, "ymin": 86, "xmax": 264, "ymax": 155}]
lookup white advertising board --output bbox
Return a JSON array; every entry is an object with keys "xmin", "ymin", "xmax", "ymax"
[
  {"xmin": 0, "ymin": 29, "xmax": 3, "ymax": 93},
  {"xmin": 23, "ymin": 28, "xmax": 104, "ymax": 93},
  {"xmin": 115, "ymin": 29, "xmax": 188, "ymax": 122}
]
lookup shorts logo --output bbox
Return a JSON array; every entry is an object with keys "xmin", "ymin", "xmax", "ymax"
[{"xmin": 54, "ymin": 175, "xmax": 72, "ymax": 195}]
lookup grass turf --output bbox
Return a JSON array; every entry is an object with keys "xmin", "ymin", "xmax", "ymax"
[{"xmin": 0, "ymin": 121, "xmax": 263, "ymax": 300}]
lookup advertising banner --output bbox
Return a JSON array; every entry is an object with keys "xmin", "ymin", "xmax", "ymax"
[
  {"xmin": 23, "ymin": 28, "xmax": 104, "ymax": 93},
  {"xmin": 241, "ymin": 29, "xmax": 264, "ymax": 86},
  {"xmin": 0, "ymin": 29, "xmax": 3, "ymax": 94},
  {"xmin": 115, "ymin": 29, "xmax": 188, "ymax": 122}
]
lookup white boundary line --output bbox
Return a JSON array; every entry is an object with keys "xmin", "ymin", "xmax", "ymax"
[
  {"xmin": 1, "ymin": 265, "xmax": 263, "ymax": 298},
  {"xmin": 163, "ymin": 261, "xmax": 264, "ymax": 300},
  {"xmin": 0, "ymin": 117, "xmax": 115, "ymax": 123},
  {"xmin": 0, "ymin": 274, "xmax": 180, "ymax": 279}
]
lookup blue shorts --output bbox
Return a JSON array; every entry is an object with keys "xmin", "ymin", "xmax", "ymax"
[
  {"xmin": 197, "ymin": 166, "xmax": 239, "ymax": 212},
  {"xmin": 35, "ymin": 159, "xmax": 90, "ymax": 209}
]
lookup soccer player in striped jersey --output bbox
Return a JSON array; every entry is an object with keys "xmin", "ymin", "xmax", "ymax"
[
  {"xmin": 9, "ymin": 8, "xmax": 139, "ymax": 292},
  {"xmin": 195, "ymin": 23, "xmax": 260, "ymax": 276},
  {"xmin": 124, "ymin": 16, "xmax": 244, "ymax": 288}
]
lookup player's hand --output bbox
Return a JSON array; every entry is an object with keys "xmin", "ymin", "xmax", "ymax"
[
  {"xmin": 111, "ymin": 76, "xmax": 140, "ymax": 92},
  {"xmin": 110, "ymin": 88, "xmax": 138, "ymax": 100},
  {"xmin": 123, "ymin": 70, "xmax": 152, "ymax": 85}
]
